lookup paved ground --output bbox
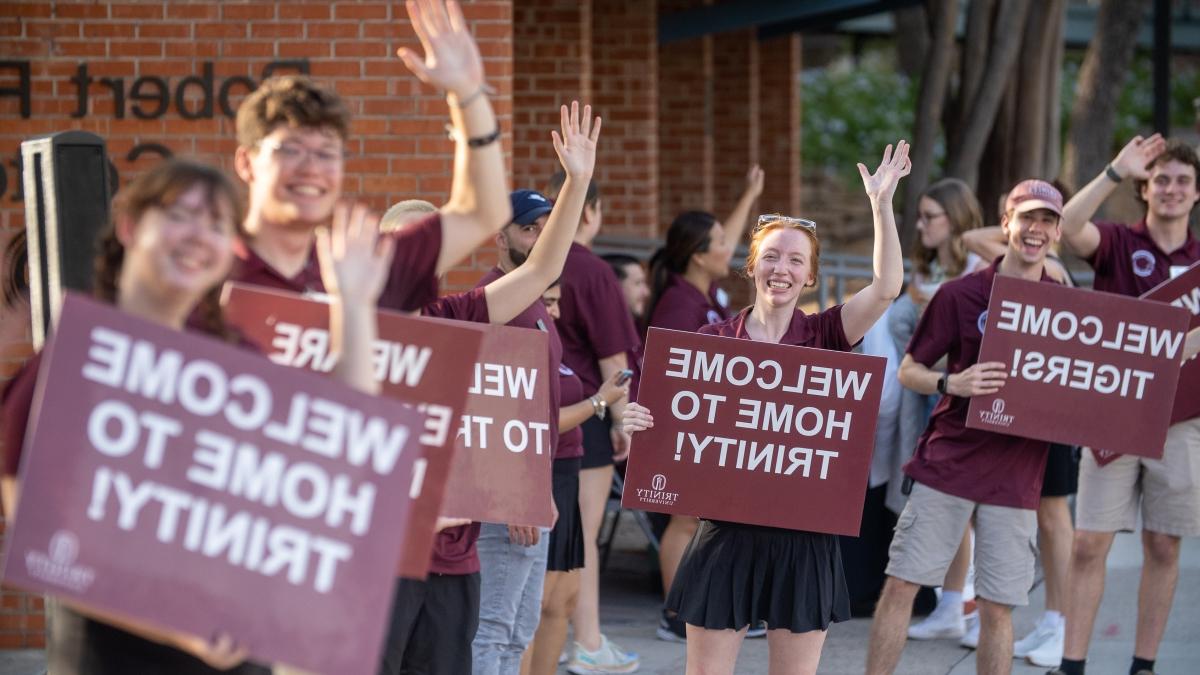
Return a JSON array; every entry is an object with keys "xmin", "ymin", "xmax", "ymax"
[
  {"xmin": 0, "ymin": 516, "xmax": 1196, "ymax": 674},
  {"xmin": 574, "ymin": 514, "xmax": 1200, "ymax": 675}
]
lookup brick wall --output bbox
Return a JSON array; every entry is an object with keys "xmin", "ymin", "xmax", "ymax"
[{"xmin": 0, "ymin": 0, "xmax": 515, "ymax": 649}]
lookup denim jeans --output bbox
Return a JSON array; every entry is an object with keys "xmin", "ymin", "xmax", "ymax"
[{"xmin": 471, "ymin": 523, "xmax": 550, "ymax": 675}]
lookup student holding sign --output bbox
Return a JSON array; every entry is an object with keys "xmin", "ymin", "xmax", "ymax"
[
  {"xmin": 1053, "ymin": 136, "xmax": 1200, "ymax": 675},
  {"xmin": 226, "ymin": 3, "xmax": 509, "ymax": 673},
  {"xmin": 643, "ymin": 168, "xmax": 765, "ymax": 642},
  {"xmin": 622, "ymin": 141, "xmax": 911, "ymax": 675},
  {"xmin": 864, "ymin": 180, "xmax": 1066, "ymax": 675},
  {"xmin": 420, "ymin": 100, "xmax": 603, "ymax": 675},
  {"xmin": 0, "ymin": 158, "xmax": 396, "ymax": 673}
]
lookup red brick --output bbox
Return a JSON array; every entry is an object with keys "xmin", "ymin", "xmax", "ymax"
[
  {"xmin": 196, "ymin": 23, "xmax": 247, "ymax": 39},
  {"xmin": 306, "ymin": 22, "xmax": 360, "ymax": 39},
  {"xmin": 167, "ymin": 4, "xmax": 219, "ymax": 19},
  {"xmin": 56, "ymin": 40, "xmax": 107, "ymax": 57},
  {"xmin": 334, "ymin": 42, "xmax": 389, "ymax": 58},
  {"xmin": 53, "ymin": 3, "xmax": 109, "ymax": 19},
  {"xmin": 110, "ymin": 3, "xmax": 164, "ymax": 19},
  {"xmin": 334, "ymin": 3, "xmax": 391, "ymax": 20},
  {"xmin": 138, "ymin": 23, "xmax": 193, "ymax": 39},
  {"xmin": 0, "ymin": 2, "xmax": 51, "ymax": 17},
  {"xmin": 222, "ymin": 4, "xmax": 277, "ymax": 21},
  {"xmin": 279, "ymin": 3, "xmax": 332, "ymax": 20},
  {"xmin": 250, "ymin": 22, "xmax": 305, "ymax": 38},
  {"xmin": 110, "ymin": 41, "xmax": 163, "ymax": 58},
  {"xmin": 278, "ymin": 41, "xmax": 329, "ymax": 58},
  {"xmin": 221, "ymin": 41, "xmax": 275, "ymax": 58}
]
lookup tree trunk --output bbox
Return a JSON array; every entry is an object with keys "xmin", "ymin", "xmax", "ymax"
[
  {"xmin": 945, "ymin": 0, "xmax": 1033, "ymax": 188},
  {"xmin": 900, "ymin": 0, "xmax": 959, "ymax": 247},
  {"xmin": 947, "ymin": 0, "xmax": 997, "ymax": 153},
  {"xmin": 894, "ymin": 5, "xmax": 929, "ymax": 79},
  {"xmin": 1059, "ymin": 0, "xmax": 1151, "ymax": 194}
]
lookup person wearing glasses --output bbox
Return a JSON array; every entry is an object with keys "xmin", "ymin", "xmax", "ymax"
[
  {"xmin": 887, "ymin": 179, "xmax": 987, "ymax": 647},
  {"xmin": 227, "ymin": 3, "xmax": 510, "ymax": 673},
  {"xmin": 622, "ymin": 143, "xmax": 912, "ymax": 675},
  {"xmin": 642, "ymin": 166, "xmax": 765, "ymax": 643}
]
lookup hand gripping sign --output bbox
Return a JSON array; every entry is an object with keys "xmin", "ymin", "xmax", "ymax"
[
  {"xmin": 1, "ymin": 294, "xmax": 427, "ymax": 675},
  {"xmin": 968, "ymin": 275, "xmax": 1190, "ymax": 458},
  {"xmin": 441, "ymin": 324, "xmax": 553, "ymax": 527},
  {"xmin": 1142, "ymin": 261, "xmax": 1200, "ymax": 424},
  {"xmin": 622, "ymin": 328, "xmax": 885, "ymax": 536},
  {"xmin": 221, "ymin": 283, "xmax": 482, "ymax": 579}
]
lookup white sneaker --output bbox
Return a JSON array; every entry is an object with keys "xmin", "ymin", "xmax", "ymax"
[
  {"xmin": 908, "ymin": 603, "xmax": 965, "ymax": 640},
  {"xmin": 1025, "ymin": 624, "xmax": 1064, "ymax": 667},
  {"xmin": 1014, "ymin": 621, "xmax": 1057, "ymax": 658},
  {"xmin": 567, "ymin": 634, "xmax": 640, "ymax": 674},
  {"xmin": 959, "ymin": 611, "xmax": 980, "ymax": 649}
]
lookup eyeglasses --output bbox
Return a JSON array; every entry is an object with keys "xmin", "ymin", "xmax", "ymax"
[
  {"xmin": 917, "ymin": 210, "xmax": 946, "ymax": 222},
  {"xmin": 259, "ymin": 139, "xmax": 346, "ymax": 168},
  {"xmin": 756, "ymin": 214, "xmax": 817, "ymax": 232}
]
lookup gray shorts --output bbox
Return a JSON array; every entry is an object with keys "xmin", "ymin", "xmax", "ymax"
[
  {"xmin": 1076, "ymin": 417, "xmax": 1200, "ymax": 537},
  {"xmin": 885, "ymin": 481, "xmax": 1037, "ymax": 607}
]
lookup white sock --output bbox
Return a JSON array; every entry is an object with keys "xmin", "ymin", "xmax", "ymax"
[
  {"xmin": 940, "ymin": 590, "xmax": 963, "ymax": 613},
  {"xmin": 1041, "ymin": 610, "xmax": 1064, "ymax": 630}
]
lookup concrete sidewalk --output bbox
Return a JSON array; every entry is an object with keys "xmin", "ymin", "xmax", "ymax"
[
  {"xmin": 0, "ymin": 524, "xmax": 1194, "ymax": 674},
  {"xmin": 586, "ymin": 519, "xmax": 1200, "ymax": 674}
]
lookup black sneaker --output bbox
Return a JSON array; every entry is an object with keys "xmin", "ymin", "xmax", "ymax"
[
  {"xmin": 746, "ymin": 620, "xmax": 768, "ymax": 638},
  {"xmin": 656, "ymin": 608, "xmax": 687, "ymax": 642}
]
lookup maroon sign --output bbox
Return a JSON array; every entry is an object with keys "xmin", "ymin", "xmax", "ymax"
[
  {"xmin": 442, "ymin": 325, "xmax": 553, "ymax": 526},
  {"xmin": 622, "ymin": 328, "xmax": 886, "ymax": 536},
  {"xmin": 221, "ymin": 283, "xmax": 482, "ymax": 579},
  {"xmin": 968, "ymin": 275, "xmax": 1190, "ymax": 458},
  {"xmin": 1142, "ymin": 261, "xmax": 1200, "ymax": 424},
  {"xmin": 2, "ymin": 294, "xmax": 426, "ymax": 675}
]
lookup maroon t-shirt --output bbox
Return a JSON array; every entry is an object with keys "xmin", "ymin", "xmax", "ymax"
[
  {"xmin": 556, "ymin": 363, "xmax": 585, "ymax": 461},
  {"xmin": 231, "ymin": 212, "xmax": 443, "ymax": 313},
  {"xmin": 556, "ymin": 243, "xmax": 641, "ymax": 391},
  {"xmin": 1, "ymin": 352, "xmax": 40, "ymax": 481},
  {"xmin": 1088, "ymin": 221, "xmax": 1200, "ymax": 297},
  {"xmin": 418, "ymin": 286, "xmax": 490, "ymax": 575},
  {"xmin": 903, "ymin": 257, "xmax": 1052, "ymax": 509},
  {"xmin": 648, "ymin": 274, "xmax": 733, "ymax": 333},
  {"xmin": 698, "ymin": 304, "xmax": 852, "ymax": 352}
]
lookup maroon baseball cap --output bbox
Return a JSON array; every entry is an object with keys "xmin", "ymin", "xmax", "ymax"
[{"xmin": 1005, "ymin": 179, "xmax": 1063, "ymax": 217}]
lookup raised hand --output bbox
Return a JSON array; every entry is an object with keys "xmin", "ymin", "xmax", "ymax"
[
  {"xmin": 858, "ymin": 140, "xmax": 912, "ymax": 202},
  {"xmin": 1111, "ymin": 133, "xmax": 1167, "ymax": 181},
  {"xmin": 398, "ymin": 0, "xmax": 484, "ymax": 98},
  {"xmin": 745, "ymin": 164, "xmax": 765, "ymax": 198},
  {"xmin": 316, "ymin": 202, "xmax": 396, "ymax": 306},
  {"xmin": 552, "ymin": 101, "xmax": 602, "ymax": 179}
]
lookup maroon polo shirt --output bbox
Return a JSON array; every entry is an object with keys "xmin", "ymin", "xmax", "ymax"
[
  {"xmin": 556, "ymin": 243, "xmax": 641, "ymax": 392},
  {"xmin": 903, "ymin": 257, "xmax": 1052, "ymax": 509},
  {"xmin": 648, "ymin": 274, "xmax": 733, "ymax": 333},
  {"xmin": 418, "ymin": 286, "xmax": 491, "ymax": 576},
  {"xmin": 231, "ymin": 212, "xmax": 443, "ymax": 313},
  {"xmin": 1088, "ymin": 221, "xmax": 1200, "ymax": 297},
  {"xmin": 699, "ymin": 304, "xmax": 852, "ymax": 352},
  {"xmin": 557, "ymin": 363, "xmax": 585, "ymax": 460}
]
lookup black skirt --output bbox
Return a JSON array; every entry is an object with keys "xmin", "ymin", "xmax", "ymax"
[
  {"xmin": 547, "ymin": 457, "xmax": 585, "ymax": 572},
  {"xmin": 665, "ymin": 519, "xmax": 851, "ymax": 634}
]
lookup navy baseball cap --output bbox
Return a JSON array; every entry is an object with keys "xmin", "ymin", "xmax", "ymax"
[{"xmin": 510, "ymin": 189, "xmax": 553, "ymax": 225}]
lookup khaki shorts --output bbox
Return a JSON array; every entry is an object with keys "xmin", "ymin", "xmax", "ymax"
[
  {"xmin": 885, "ymin": 482, "xmax": 1037, "ymax": 607},
  {"xmin": 1077, "ymin": 417, "xmax": 1200, "ymax": 537}
]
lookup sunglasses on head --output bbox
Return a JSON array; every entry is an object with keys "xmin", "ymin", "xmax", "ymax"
[{"xmin": 755, "ymin": 214, "xmax": 817, "ymax": 232}]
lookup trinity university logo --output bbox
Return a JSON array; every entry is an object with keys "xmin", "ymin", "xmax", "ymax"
[
  {"xmin": 978, "ymin": 397, "xmax": 1014, "ymax": 427},
  {"xmin": 635, "ymin": 473, "xmax": 679, "ymax": 507},
  {"xmin": 977, "ymin": 310, "xmax": 988, "ymax": 335},
  {"xmin": 25, "ymin": 530, "xmax": 95, "ymax": 593},
  {"xmin": 1131, "ymin": 250, "xmax": 1156, "ymax": 278}
]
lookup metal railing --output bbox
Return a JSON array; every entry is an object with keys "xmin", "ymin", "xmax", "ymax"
[{"xmin": 593, "ymin": 234, "xmax": 1095, "ymax": 310}]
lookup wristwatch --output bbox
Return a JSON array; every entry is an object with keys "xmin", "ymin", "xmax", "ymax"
[
  {"xmin": 589, "ymin": 395, "xmax": 608, "ymax": 420},
  {"xmin": 936, "ymin": 373, "xmax": 949, "ymax": 395}
]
